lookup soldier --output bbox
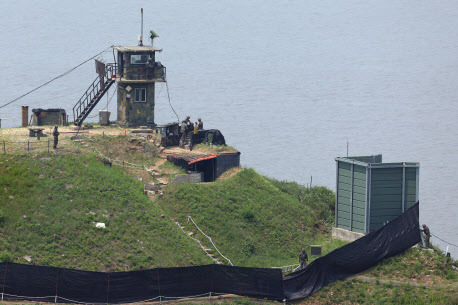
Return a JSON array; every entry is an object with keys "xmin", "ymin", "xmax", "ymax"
[
  {"xmin": 52, "ymin": 125, "xmax": 59, "ymax": 149},
  {"xmin": 180, "ymin": 116, "xmax": 192, "ymax": 148},
  {"xmin": 299, "ymin": 248, "xmax": 308, "ymax": 269},
  {"xmin": 421, "ymin": 224, "xmax": 431, "ymax": 248},
  {"xmin": 197, "ymin": 118, "xmax": 203, "ymax": 130}
]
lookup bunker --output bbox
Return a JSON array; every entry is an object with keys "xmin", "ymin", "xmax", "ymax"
[
  {"xmin": 32, "ymin": 108, "xmax": 67, "ymax": 126},
  {"xmin": 168, "ymin": 151, "xmax": 241, "ymax": 182},
  {"xmin": 334, "ymin": 154, "xmax": 419, "ymax": 236}
]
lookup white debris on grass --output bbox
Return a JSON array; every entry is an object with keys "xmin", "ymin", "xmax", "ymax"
[{"xmin": 94, "ymin": 222, "xmax": 106, "ymax": 228}]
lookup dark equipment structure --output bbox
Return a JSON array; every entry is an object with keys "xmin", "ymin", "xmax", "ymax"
[
  {"xmin": 32, "ymin": 108, "xmax": 67, "ymax": 126},
  {"xmin": 156, "ymin": 122, "xmax": 180, "ymax": 147}
]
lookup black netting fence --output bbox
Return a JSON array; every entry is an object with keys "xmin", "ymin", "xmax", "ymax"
[
  {"xmin": 0, "ymin": 203, "xmax": 420, "ymax": 303},
  {"xmin": 0, "ymin": 264, "xmax": 284, "ymax": 304}
]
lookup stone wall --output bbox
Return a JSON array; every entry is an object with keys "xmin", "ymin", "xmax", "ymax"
[{"xmin": 171, "ymin": 172, "xmax": 203, "ymax": 184}]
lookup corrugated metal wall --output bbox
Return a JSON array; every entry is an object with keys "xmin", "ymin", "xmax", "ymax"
[
  {"xmin": 369, "ymin": 168, "xmax": 403, "ymax": 232},
  {"xmin": 336, "ymin": 162, "xmax": 366, "ymax": 233},
  {"xmin": 405, "ymin": 167, "xmax": 418, "ymax": 209},
  {"xmin": 352, "ymin": 165, "xmax": 366, "ymax": 233},
  {"xmin": 336, "ymin": 156, "xmax": 419, "ymax": 235},
  {"xmin": 337, "ymin": 162, "xmax": 352, "ymax": 230}
]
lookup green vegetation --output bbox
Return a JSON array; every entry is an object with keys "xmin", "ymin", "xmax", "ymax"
[
  {"xmin": 158, "ymin": 169, "xmax": 346, "ymax": 267},
  {"xmin": 0, "ymin": 128, "xmax": 456, "ymax": 304},
  {"xmin": 298, "ymin": 278, "xmax": 457, "ymax": 305},
  {"xmin": 366, "ymin": 246, "xmax": 457, "ymax": 284},
  {"xmin": 0, "ymin": 153, "xmax": 210, "ymax": 271}
]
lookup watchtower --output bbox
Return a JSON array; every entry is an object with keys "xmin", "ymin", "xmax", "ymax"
[
  {"xmin": 72, "ymin": 46, "xmax": 166, "ymax": 127},
  {"xmin": 113, "ymin": 46, "xmax": 166, "ymax": 126}
]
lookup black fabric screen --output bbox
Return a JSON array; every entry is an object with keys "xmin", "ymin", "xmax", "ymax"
[
  {"xmin": 0, "ymin": 202, "xmax": 420, "ymax": 303},
  {"xmin": 283, "ymin": 202, "xmax": 420, "ymax": 300}
]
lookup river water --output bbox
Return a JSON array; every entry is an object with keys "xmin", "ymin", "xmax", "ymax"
[{"xmin": 1, "ymin": 1, "xmax": 457, "ymax": 257}]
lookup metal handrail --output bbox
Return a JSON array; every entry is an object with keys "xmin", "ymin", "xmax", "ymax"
[{"xmin": 72, "ymin": 63, "xmax": 117, "ymax": 124}]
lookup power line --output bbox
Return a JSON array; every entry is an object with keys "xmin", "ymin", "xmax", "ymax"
[
  {"xmin": 0, "ymin": 46, "xmax": 112, "ymax": 110},
  {"xmin": 165, "ymin": 80, "xmax": 180, "ymax": 122},
  {"xmin": 431, "ymin": 233, "xmax": 458, "ymax": 248}
]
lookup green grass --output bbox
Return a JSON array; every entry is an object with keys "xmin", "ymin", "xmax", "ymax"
[
  {"xmin": 298, "ymin": 279, "xmax": 457, "ymax": 305},
  {"xmin": 366, "ymin": 246, "xmax": 457, "ymax": 283},
  {"xmin": 158, "ymin": 169, "xmax": 346, "ymax": 267},
  {"xmin": 0, "ymin": 153, "xmax": 211, "ymax": 271}
]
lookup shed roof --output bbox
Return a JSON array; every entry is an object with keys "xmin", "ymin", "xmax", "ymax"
[
  {"xmin": 168, "ymin": 153, "xmax": 217, "ymax": 166},
  {"xmin": 112, "ymin": 46, "xmax": 162, "ymax": 53},
  {"xmin": 336, "ymin": 156, "xmax": 419, "ymax": 168}
]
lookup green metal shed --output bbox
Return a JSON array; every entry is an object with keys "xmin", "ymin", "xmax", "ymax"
[{"xmin": 335, "ymin": 155, "xmax": 419, "ymax": 234}]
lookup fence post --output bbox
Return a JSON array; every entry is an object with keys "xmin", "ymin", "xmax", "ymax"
[
  {"xmin": 48, "ymin": 139, "xmax": 50, "ymax": 153},
  {"xmin": 3, "ymin": 141, "xmax": 5, "ymax": 153},
  {"xmin": 27, "ymin": 141, "xmax": 29, "ymax": 152}
]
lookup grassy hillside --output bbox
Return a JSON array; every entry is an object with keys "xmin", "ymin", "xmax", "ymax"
[
  {"xmin": 158, "ymin": 169, "xmax": 346, "ymax": 267},
  {"xmin": 0, "ymin": 153, "xmax": 211, "ymax": 271},
  {"xmin": 0, "ymin": 128, "xmax": 455, "ymax": 304}
]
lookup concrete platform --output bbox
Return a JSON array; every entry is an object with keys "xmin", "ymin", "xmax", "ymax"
[{"xmin": 332, "ymin": 227, "xmax": 364, "ymax": 242}]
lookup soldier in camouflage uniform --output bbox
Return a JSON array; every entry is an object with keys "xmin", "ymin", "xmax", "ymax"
[
  {"xmin": 180, "ymin": 116, "xmax": 192, "ymax": 148},
  {"xmin": 52, "ymin": 125, "xmax": 59, "ymax": 149},
  {"xmin": 422, "ymin": 224, "xmax": 431, "ymax": 248},
  {"xmin": 299, "ymin": 248, "xmax": 308, "ymax": 269}
]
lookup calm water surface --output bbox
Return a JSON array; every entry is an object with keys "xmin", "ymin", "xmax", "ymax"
[{"xmin": 1, "ymin": 1, "xmax": 457, "ymax": 257}]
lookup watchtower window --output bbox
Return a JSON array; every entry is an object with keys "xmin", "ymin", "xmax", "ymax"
[
  {"xmin": 131, "ymin": 54, "xmax": 149, "ymax": 64},
  {"xmin": 134, "ymin": 88, "xmax": 147, "ymax": 102}
]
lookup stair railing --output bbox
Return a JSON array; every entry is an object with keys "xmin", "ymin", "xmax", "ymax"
[{"xmin": 73, "ymin": 63, "xmax": 117, "ymax": 125}]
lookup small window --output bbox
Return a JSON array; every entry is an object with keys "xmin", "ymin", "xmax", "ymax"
[
  {"xmin": 131, "ymin": 54, "xmax": 149, "ymax": 64},
  {"xmin": 134, "ymin": 88, "xmax": 147, "ymax": 102}
]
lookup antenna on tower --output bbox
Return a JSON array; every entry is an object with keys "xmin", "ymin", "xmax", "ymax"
[{"xmin": 138, "ymin": 8, "xmax": 144, "ymax": 46}]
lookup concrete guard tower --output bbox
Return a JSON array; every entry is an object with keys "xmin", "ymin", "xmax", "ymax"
[{"xmin": 112, "ymin": 45, "xmax": 166, "ymax": 126}]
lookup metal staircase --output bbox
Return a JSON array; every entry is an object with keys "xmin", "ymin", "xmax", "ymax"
[{"xmin": 72, "ymin": 64, "xmax": 116, "ymax": 126}]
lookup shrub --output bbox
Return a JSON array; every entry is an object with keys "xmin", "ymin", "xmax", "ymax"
[
  {"xmin": 0, "ymin": 251, "xmax": 13, "ymax": 262},
  {"xmin": 0, "ymin": 209, "xmax": 5, "ymax": 226},
  {"xmin": 242, "ymin": 237, "xmax": 255, "ymax": 255}
]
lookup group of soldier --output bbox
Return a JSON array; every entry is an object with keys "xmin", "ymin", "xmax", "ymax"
[{"xmin": 180, "ymin": 116, "xmax": 203, "ymax": 148}]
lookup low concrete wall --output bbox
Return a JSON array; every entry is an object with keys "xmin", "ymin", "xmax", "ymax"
[
  {"xmin": 332, "ymin": 227, "xmax": 364, "ymax": 242},
  {"xmin": 171, "ymin": 172, "xmax": 203, "ymax": 184}
]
